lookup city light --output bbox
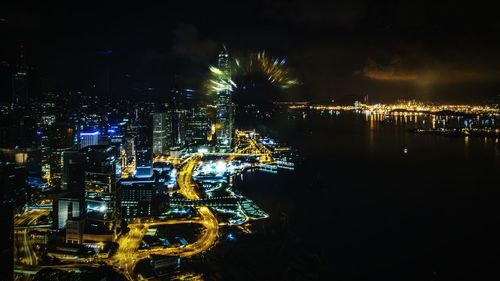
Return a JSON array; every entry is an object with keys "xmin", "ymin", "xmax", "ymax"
[{"xmin": 5, "ymin": 3, "xmax": 500, "ymax": 280}]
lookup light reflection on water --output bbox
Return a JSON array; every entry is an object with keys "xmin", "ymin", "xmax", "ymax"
[{"xmin": 224, "ymin": 108, "xmax": 500, "ymax": 280}]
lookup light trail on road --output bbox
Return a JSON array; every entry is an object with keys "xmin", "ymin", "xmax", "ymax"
[
  {"xmin": 110, "ymin": 154, "xmax": 219, "ymax": 280},
  {"xmin": 14, "ymin": 209, "xmax": 50, "ymax": 280}
]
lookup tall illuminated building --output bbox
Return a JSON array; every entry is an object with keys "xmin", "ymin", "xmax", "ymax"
[
  {"xmin": 169, "ymin": 86, "xmax": 187, "ymax": 148},
  {"xmin": 39, "ymin": 122, "xmax": 74, "ymax": 188},
  {"xmin": 186, "ymin": 107, "xmax": 210, "ymax": 146},
  {"xmin": 152, "ymin": 112, "xmax": 170, "ymax": 156},
  {"xmin": 216, "ymin": 47, "xmax": 235, "ymax": 150},
  {"xmin": 83, "ymin": 145, "xmax": 120, "ymax": 228},
  {"xmin": 54, "ymin": 197, "xmax": 83, "ymax": 229},
  {"xmin": 171, "ymin": 108, "xmax": 187, "ymax": 147},
  {"xmin": 123, "ymin": 135, "xmax": 135, "ymax": 171},
  {"xmin": 135, "ymin": 146, "xmax": 153, "ymax": 178}
]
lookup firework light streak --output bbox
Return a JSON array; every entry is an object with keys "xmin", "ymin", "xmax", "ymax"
[{"xmin": 204, "ymin": 51, "xmax": 299, "ymax": 95}]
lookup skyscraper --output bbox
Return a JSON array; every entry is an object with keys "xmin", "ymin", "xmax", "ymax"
[
  {"xmin": 169, "ymin": 87, "xmax": 187, "ymax": 148},
  {"xmin": 135, "ymin": 146, "xmax": 153, "ymax": 178},
  {"xmin": 39, "ymin": 123, "xmax": 75, "ymax": 188},
  {"xmin": 11, "ymin": 45, "xmax": 30, "ymax": 107},
  {"xmin": 171, "ymin": 108, "xmax": 187, "ymax": 147},
  {"xmin": 152, "ymin": 112, "xmax": 170, "ymax": 156},
  {"xmin": 62, "ymin": 151, "xmax": 85, "ymax": 196},
  {"xmin": 55, "ymin": 197, "xmax": 83, "ymax": 229},
  {"xmin": 0, "ymin": 162, "xmax": 28, "ymax": 209},
  {"xmin": 123, "ymin": 135, "xmax": 135, "ymax": 171},
  {"xmin": 216, "ymin": 47, "xmax": 235, "ymax": 150},
  {"xmin": 83, "ymin": 145, "xmax": 120, "ymax": 228},
  {"xmin": 186, "ymin": 107, "xmax": 210, "ymax": 147}
]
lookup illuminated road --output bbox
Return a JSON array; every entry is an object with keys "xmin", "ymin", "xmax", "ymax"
[
  {"xmin": 158, "ymin": 154, "xmax": 219, "ymax": 257},
  {"xmin": 110, "ymin": 154, "xmax": 219, "ymax": 280},
  {"xmin": 232, "ymin": 132, "xmax": 274, "ymax": 163},
  {"xmin": 13, "ymin": 153, "xmax": 263, "ymax": 280},
  {"xmin": 14, "ymin": 209, "xmax": 50, "ymax": 281},
  {"xmin": 12, "ymin": 156, "xmax": 222, "ymax": 281},
  {"xmin": 14, "ymin": 210, "xmax": 49, "ymax": 265}
]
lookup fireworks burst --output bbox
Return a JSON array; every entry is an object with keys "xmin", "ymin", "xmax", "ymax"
[
  {"xmin": 251, "ymin": 51, "xmax": 299, "ymax": 89},
  {"xmin": 207, "ymin": 65, "xmax": 236, "ymax": 93},
  {"xmin": 204, "ymin": 51, "xmax": 299, "ymax": 95}
]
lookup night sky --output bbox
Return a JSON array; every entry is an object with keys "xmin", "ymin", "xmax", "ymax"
[{"xmin": 2, "ymin": 1, "xmax": 500, "ymax": 102}]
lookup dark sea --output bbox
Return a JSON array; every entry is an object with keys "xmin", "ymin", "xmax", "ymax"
[{"xmin": 211, "ymin": 110, "xmax": 500, "ymax": 281}]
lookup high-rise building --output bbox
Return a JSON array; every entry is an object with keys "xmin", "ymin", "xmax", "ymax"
[
  {"xmin": 186, "ymin": 107, "xmax": 210, "ymax": 146},
  {"xmin": 135, "ymin": 146, "xmax": 153, "ymax": 178},
  {"xmin": 216, "ymin": 47, "xmax": 235, "ymax": 150},
  {"xmin": 171, "ymin": 108, "xmax": 187, "ymax": 147},
  {"xmin": 168, "ymin": 87, "xmax": 188, "ymax": 148},
  {"xmin": 123, "ymin": 135, "xmax": 135, "ymax": 172},
  {"xmin": 35, "ymin": 123, "xmax": 75, "ymax": 188},
  {"xmin": 54, "ymin": 197, "xmax": 83, "ymax": 229},
  {"xmin": 120, "ymin": 184, "xmax": 154, "ymax": 218},
  {"xmin": 152, "ymin": 112, "xmax": 170, "ymax": 156},
  {"xmin": 12, "ymin": 45, "xmax": 30, "ymax": 107},
  {"xmin": 107, "ymin": 122, "xmax": 126, "ymax": 145},
  {"xmin": 0, "ymin": 162, "xmax": 28, "ymax": 209},
  {"xmin": 80, "ymin": 131, "xmax": 100, "ymax": 149},
  {"xmin": 66, "ymin": 218, "xmax": 85, "ymax": 244},
  {"xmin": 62, "ymin": 151, "xmax": 85, "ymax": 196},
  {"xmin": 83, "ymin": 145, "xmax": 120, "ymax": 227}
]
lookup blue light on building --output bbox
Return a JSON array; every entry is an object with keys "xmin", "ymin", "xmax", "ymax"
[{"xmin": 79, "ymin": 131, "xmax": 100, "ymax": 149}]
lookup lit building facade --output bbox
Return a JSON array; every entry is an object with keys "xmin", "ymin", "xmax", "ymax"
[
  {"xmin": 152, "ymin": 112, "xmax": 170, "ymax": 156},
  {"xmin": 82, "ymin": 145, "xmax": 120, "ymax": 227},
  {"xmin": 216, "ymin": 47, "xmax": 235, "ymax": 150},
  {"xmin": 186, "ymin": 107, "xmax": 210, "ymax": 146},
  {"xmin": 120, "ymin": 184, "xmax": 154, "ymax": 218},
  {"xmin": 171, "ymin": 108, "xmax": 187, "ymax": 147},
  {"xmin": 135, "ymin": 146, "xmax": 153, "ymax": 178},
  {"xmin": 55, "ymin": 197, "xmax": 83, "ymax": 229},
  {"xmin": 79, "ymin": 131, "xmax": 100, "ymax": 149},
  {"xmin": 65, "ymin": 218, "xmax": 84, "ymax": 244}
]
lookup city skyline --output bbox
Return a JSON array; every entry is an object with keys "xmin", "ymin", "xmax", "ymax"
[{"xmin": 1, "ymin": 2, "xmax": 500, "ymax": 281}]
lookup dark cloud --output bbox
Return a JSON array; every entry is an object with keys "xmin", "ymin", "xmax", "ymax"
[
  {"xmin": 356, "ymin": 56, "xmax": 418, "ymax": 81},
  {"xmin": 171, "ymin": 24, "xmax": 218, "ymax": 63},
  {"xmin": 3, "ymin": 2, "xmax": 500, "ymax": 101},
  {"xmin": 261, "ymin": 0, "xmax": 365, "ymax": 29},
  {"xmin": 356, "ymin": 55, "xmax": 500, "ymax": 86}
]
